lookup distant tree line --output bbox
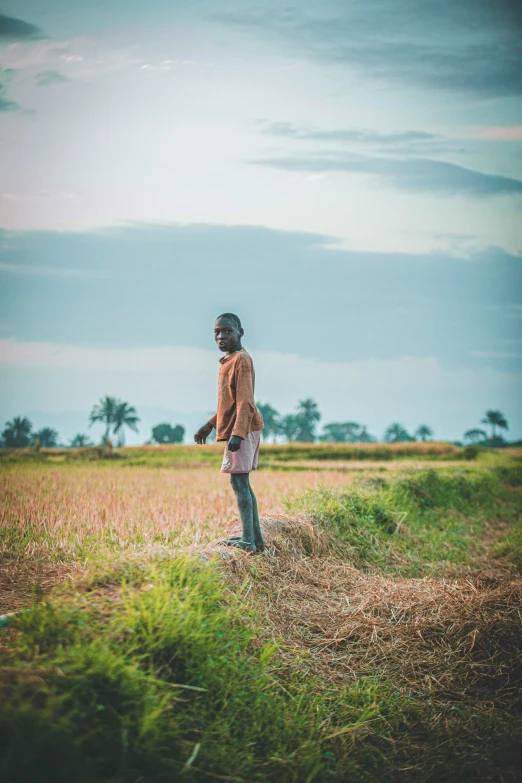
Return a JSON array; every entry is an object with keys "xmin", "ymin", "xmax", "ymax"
[
  {"xmin": 257, "ymin": 400, "xmax": 436, "ymax": 444},
  {"xmin": 0, "ymin": 395, "xmax": 184, "ymax": 449},
  {"xmin": 0, "ymin": 400, "xmax": 512, "ymax": 448}
]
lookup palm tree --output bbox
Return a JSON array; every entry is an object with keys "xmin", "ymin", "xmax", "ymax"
[
  {"xmin": 295, "ymin": 398, "xmax": 321, "ymax": 442},
  {"xmin": 70, "ymin": 434, "xmax": 93, "ymax": 448},
  {"xmin": 89, "ymin": 396, "xmax": 119, "ymax": 443},
  {"xmin": 113, "ymin": 401, "xmax": 140, "ymax": 446},
  {"xmin": 481, "ymin": 410, "xmax": 508, "ymax": 440},
  {"xmin": 2, "ymin": 416, "xmax": 33, "ymax": 448},
  {"xmin": 415, "ymin": 424, "xmax": 434, "ymax": 442},
  {"xmin": 384, "ymin": 422, "xmax": 414, "ymax": 443}
]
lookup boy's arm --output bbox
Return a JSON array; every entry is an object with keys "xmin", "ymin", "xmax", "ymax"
[
  {"xmin": 232, "ymin": 359, "xmax": 256, "ymax": 440},
  {"xmin": 194, "ymin": 417, "xmax": 215, "ymax": 444}
]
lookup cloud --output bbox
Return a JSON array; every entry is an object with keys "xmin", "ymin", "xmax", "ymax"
[
  {"xmin": 260, "ymin": 121, "xmax": 439, "ymax": 146},
  {"xmin": 0, "ymin": 38, "xmax": 140, "ymax": 82},
  {"xmin": 0, "ymin": 67, "xmax": 20, "ymax": 112},
  {"xmin": 0, "ymin": 13, "xmax": 43, "ymax": 42},
  {"xmin": 467, "ymin": 126, "xmax": 522, "ymax": 142},
  {"xmin": 0, "ymin": 223, "xmax": 520, "ymax": 375},
  {"xmin": 215, "ymin": 0, "xmax": 522, "ymax": 97},
  {"xmin": 35, "ymin": 69, "xmax": 68, "ymax": 87},
  {"xmin": 258, "ymin": 121, "xmax": 466, "ymax": 156},
  {"xmin": 248, "ymin": 152, "xmax": 522, "ymax": 197}
]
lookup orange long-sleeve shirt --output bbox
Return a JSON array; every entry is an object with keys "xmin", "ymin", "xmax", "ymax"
[{"xmin": 208, "ymin": 349, "xmax": 264, "ymax": 441}]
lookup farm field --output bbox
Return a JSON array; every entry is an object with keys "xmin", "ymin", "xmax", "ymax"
[{"xmin": 1, "ymin": 444, "xmax": 521, "ymax": 782}]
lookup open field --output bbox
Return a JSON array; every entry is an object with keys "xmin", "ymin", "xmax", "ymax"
[{"xmin": 1, "ymin": 446, "xmax": 522, "ymax": 781}]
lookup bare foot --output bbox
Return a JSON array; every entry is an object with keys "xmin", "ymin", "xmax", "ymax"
[
  {"xmin": 221, "ymin": 538, "xmax": 257, "ymax": 553},
  {"xmin": 226, "ymin": 535, "xmax": 265, "ymax": 552}
]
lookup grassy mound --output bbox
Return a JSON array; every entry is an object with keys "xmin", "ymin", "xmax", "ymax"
[{"xmin": 286, "ymin": 468, "xmax": 519, "ymax": 573}]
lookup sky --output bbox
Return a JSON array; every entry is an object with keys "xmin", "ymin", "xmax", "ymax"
[{"xmin": 0, "ymin": 0, "xmax": 521, "ymax": 444}]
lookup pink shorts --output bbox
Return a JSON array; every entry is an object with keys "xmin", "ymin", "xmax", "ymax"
[{"xmin": 221, "ymin": 430, "xmax": 261, "ymax": 474}]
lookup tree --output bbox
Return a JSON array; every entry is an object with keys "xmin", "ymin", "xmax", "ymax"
[
  {"xmin": 481, "ymin": 410, "xmax": 508, "ymax": 440},
  {"xmin": 35, "ymin": 427, "xmax": 59, "ymax": 448},
  {"xmin": 2, "ymin": 416, "xmax": 33, "ymax": 448},
  {"xmin": 321, "ymin": 422, "xmax": 377, "ymax": 443},
  {"xmin": 321, "ymin": 422, "xmax": 363, "ymax": 443},
  {"xmin": 384, "ymin": 422, "xmax": 415, "ymax": 443},
  {"xmin": 256, "ymin": 402, "xmax": 280, "ymax": 442},
  {"xmin": 295, "ymin": 398, "xmax": 321, "ymax": 442},
  {"xmin": 70, "ymin": 434, "xmax": 93, "ymax": 448},
  {"xmin": 463, "ymin": 428, "xmax": 487, "ymax": 445},
  {"xmin": 113, "ymin": 401, "xmax": 140, "ymax": 446},
  {"xmin": 415, "ymin": 424, "xmax": 434, "ymax": 442},
  {"xmin": 152, "ymin": 423, "xmax": 185, "ymax": 444},
  {"xmin": 89, "ymin": 396, "xmax": 119, "ymax": 443},
  {"xmin": 358, "ymin": 426, "xmax": 376, "ymax": 443},
  {"xmin": 279, "ymin": 414, "xmax": 300, "ymax": 443}
]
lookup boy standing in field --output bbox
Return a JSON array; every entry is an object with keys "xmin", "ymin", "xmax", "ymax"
[{"xmin": 194, "ymin": 314, "xmax": 265, "ymax": 553}]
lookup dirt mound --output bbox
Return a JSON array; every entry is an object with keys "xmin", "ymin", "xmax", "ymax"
[{"xmin": 211, "ymin": 516, "xmax": 522, "ymax": 705}]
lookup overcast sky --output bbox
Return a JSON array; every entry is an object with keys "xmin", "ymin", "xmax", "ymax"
[{"xmin": 1, "ymin": 1, "xmax": 521, "ymax": 443}]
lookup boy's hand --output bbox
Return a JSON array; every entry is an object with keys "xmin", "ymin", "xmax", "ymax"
[
  {"xmin": 194, "ymin": 423, "xmax": 213, "ymax": 444},
  {"xmin": 228, "ymin": 435, "xmax": 242, "ymax": 452}
]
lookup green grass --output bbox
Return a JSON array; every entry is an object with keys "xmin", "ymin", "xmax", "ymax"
[
  {"xmin": 286, "ymin": 467, "xmax": 521, "ymax": 575},
  {"xmin": 1, "ymin": 557, "xmax": 329, "ymax": 782},
  {"xmin": 496, "ymin": 520, "xmax": 522, "ymax": 569}
]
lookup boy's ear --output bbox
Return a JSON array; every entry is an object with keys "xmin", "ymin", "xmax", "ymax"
[{"xmin": 239, "ymin": 327, "xmax": 245, "ymax": 336}]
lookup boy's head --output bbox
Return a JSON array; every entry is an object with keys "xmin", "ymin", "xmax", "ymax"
[{"xmin": 214, "ymin": 312, "xmax": 244, "ymax": 354}]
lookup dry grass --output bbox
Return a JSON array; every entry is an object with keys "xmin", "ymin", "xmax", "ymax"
[
  {"xmin": 0, "ymin": 465, "xmax": 356, "ymax": 613},
  {"xmin": 203, "ymin": 517, "xmax": 522, "ymax": 706},
  {"xmin": 0, "ymin": 465, "xmax": 357, "ymax": 550}
]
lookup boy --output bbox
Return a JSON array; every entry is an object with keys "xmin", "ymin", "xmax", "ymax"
[{"xmin": 194, "ymin": 313, "xmax": 265, "ymax": 553}]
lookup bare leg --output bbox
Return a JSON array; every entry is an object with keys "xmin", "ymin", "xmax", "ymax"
[
  {"xmin": 223, "ymin": 473, "xmax": 256, "ymax": 551},
  {"xmin": 249, "ymin": 477, "xmax": 265, "ymax": 551},
  {"xmin": 225, "ymin": 474, "xmax": 265, "ymax": 552}
]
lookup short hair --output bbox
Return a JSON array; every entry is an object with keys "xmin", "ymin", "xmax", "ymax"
[{"xmin": 216, "ymin": 312, "xmax": 242, "ymax": 330}]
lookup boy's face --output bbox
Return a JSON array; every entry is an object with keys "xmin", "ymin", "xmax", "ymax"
[{"xmin": 214, "ymin": 317, "xmax": 242, "ymax": 354}]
